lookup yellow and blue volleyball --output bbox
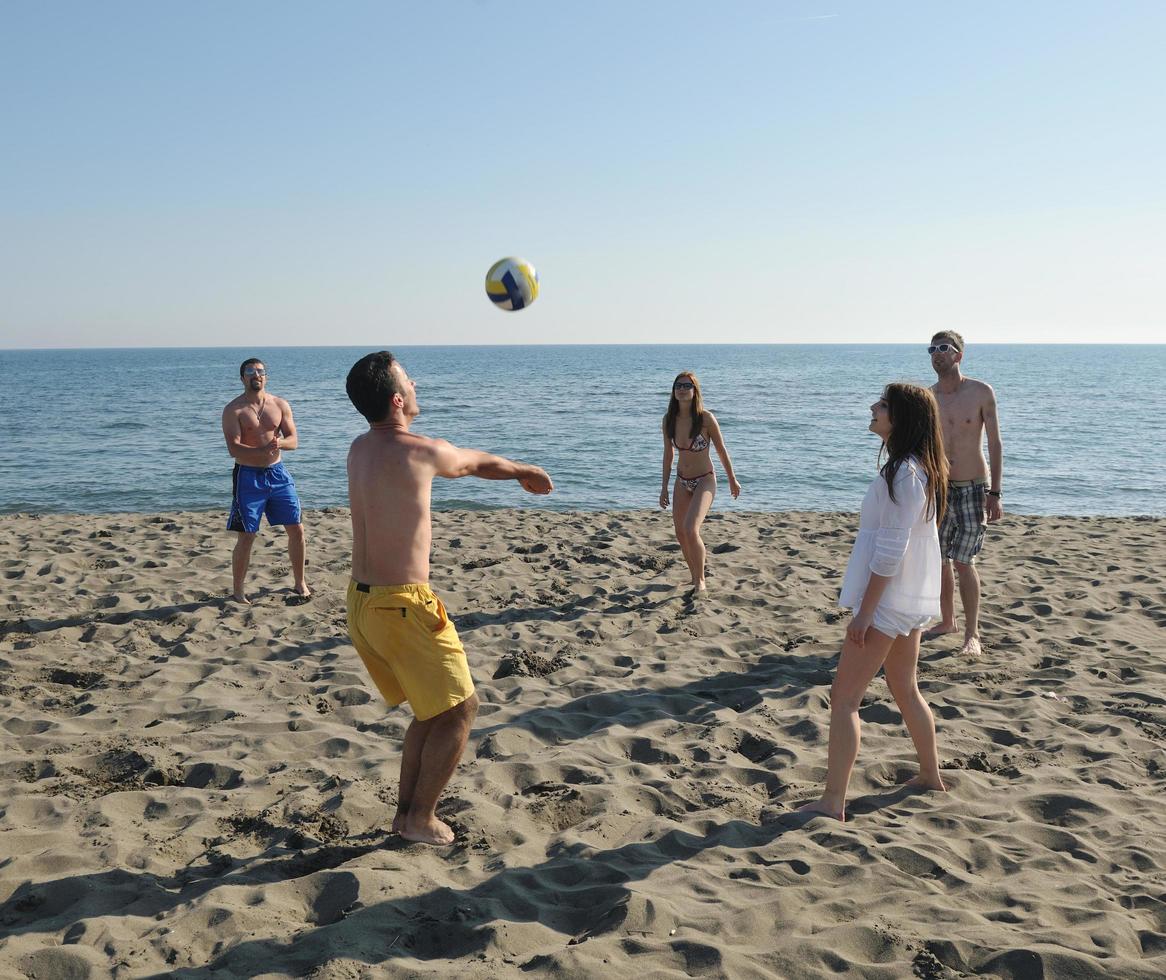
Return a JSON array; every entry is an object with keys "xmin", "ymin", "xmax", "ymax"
[{"xmin": 485, "ymin": 256, "xmax": 539, "ymax": 311}]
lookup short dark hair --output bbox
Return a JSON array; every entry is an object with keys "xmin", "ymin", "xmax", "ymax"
[
  {"xmin": 346, "ymin": 351, "xmax": 400, "ymax": 423},
  {"xmin": 930, "ymin": 330, "xmax": 964, "ymax": 352},
  {"xmin": 240, "ymin": 357, "xmax": 264, "ymax": 379}
]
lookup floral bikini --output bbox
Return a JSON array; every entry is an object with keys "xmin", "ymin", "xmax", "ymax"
[{"xmin": 674, "ymin": 431, "xmax": 713, "ymax": 493}]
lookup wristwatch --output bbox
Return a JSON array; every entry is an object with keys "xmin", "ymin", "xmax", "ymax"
[{"xmin": 986, "ymin": 490, "xmax": 1002, "ymax": 498}]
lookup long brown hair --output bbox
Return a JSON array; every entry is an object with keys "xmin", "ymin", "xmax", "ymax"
[
  {"xmin": 879, "ymin": 383, "xmax": 948, "ymax": 525},
  {"xmin": 664, "ymin": 372, "xmax": 705, "ymax": 443}
]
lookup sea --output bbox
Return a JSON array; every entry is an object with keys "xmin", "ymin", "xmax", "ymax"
[{"xmin": 0, "ymin": 345, "xmax": 1162, "ymax": 517}]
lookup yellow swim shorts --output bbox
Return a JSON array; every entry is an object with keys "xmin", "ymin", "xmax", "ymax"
[{"xmin": 346, "ymin": 581, "xmax": 475, "ymax": 721}]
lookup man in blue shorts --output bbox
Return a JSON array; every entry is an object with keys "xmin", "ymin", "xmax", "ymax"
[{"xmin": 221, "ymin": 357, "xmax": 310, "ymax": 603}]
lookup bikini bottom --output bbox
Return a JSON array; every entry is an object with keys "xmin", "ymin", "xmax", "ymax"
[{"xmin": 677, "ymin": 471, "xmax": 713, "ymax": 493}]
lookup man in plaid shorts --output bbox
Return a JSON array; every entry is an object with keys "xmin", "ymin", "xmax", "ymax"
[{"xmin": 925, "ymin": 331, "xmax": 1004, "ymax": 657}]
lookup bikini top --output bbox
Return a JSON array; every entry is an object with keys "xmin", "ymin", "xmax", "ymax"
[{"xmin": 673, "ymin": 432, "xmax": 709, "ymax": 453}]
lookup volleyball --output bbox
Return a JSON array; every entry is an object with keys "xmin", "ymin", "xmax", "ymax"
[{"xmin": 485, "ymin": 256, "xmax": 539, "ymax": 311}]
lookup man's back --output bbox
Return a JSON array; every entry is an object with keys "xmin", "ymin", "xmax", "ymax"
[{"xmin": 348, "ymin": 429, "xmax": 436, "ymax": 585}]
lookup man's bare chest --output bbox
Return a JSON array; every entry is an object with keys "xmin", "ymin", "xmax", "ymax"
[
  {"xmin": 237, "ymin": 403, "xmax": 277, "ymax": 437},
  {"xmin": 936, "ymin": 393, "xmax": 982, "ymax": 435}
]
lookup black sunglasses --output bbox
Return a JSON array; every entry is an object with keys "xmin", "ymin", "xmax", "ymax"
[{"xmin": 673, "ymin": 381, "xmax": 695, "ymax": 391}]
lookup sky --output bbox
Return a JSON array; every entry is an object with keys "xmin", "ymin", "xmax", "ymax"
[{"xmin": 2, "ymin": 1, "xmax": 1164, "ymax": 348}]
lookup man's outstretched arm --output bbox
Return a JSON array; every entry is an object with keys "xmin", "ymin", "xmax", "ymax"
[{"xmin": 431, "ymin": 440, "xmax": 553, "ymax": 494}]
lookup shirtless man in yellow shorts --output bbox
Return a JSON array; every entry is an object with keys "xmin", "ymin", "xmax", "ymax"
[{"xmin": 344, "ymin": 351, "xmax": 553, "ymax": 845}]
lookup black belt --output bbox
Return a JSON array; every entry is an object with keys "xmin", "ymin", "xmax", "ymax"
[{"xmin": 355, "ymin": 582, "xmax": 370, "ymax": 592}]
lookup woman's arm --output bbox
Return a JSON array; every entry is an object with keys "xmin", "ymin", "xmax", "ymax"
[
  {"xmin": 707, "ymin": 413, "xmax": 742, "ymax": 499},
  {"xmin": 847, "ymin": 573, "xmax": 892, "ymax": 648},
  {"xmin": 660, "ymin": 420, "xmax": 674, "ymax": 508},
  {"xmin": 848, "ymin": 467, "xmax": 927, "ymax": 646}
]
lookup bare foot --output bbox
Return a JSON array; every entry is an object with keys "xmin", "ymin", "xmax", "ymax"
[
  {"xmin": 391, "ymin": 808, "xmax": 408, "ymax": 835},
  {"xmin": 922, "ymin": 623, "xmax": 958, "ymax": 641},
  {"xmin": 401, "ymin": 816, "xmax": 455, "ymax": 846},
  {"xmin": 294, "ymin": 584, "xmax": 312, "ymax": 598},
  {"xmin": 796, "ymin": 799, "xmax": 845, "ymax": 822},
  {"xmin": 903, "ymin": 774, "xmax": 947, "ymax": 792},
  {"xmin": 232, "ymin": 592, "xmax": 251, "ymax": 605},
  {"xmin": 960, "ymin": 636, "xmax": 983, "ymax": 657}
]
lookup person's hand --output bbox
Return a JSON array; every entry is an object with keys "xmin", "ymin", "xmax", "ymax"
[
  {"xmin": 267, "ymin": 436, "xmax": 281, "ymax": 458},
  {"xmin": 729, "ymin": 477, "xmax": 742, "ymax": 499},
  {"xmin": 520, "ymin": 467, "xmax": 553, "ymax": 495},
  {"xmin": 986, "ymin": 495, "xmax": 1003, "ymax": 523},
  {"xmin": 846, "ymin": 611, "xmax": 874, "ymax": 648},
  {"xmin": 659, "ymin": 488, "xmax": 670, "ymax": 509}
]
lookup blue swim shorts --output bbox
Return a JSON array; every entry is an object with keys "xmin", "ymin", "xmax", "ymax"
[{"xmin": 227, "ymin": 462, "xmax": 302, "ymax": 533}]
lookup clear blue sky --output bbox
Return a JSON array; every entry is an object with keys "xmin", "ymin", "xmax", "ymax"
[{"xmin": 2, "ymin": 1, "xmax": 1163, "ymax": 347}]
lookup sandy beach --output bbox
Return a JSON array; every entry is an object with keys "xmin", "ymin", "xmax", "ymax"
[{"xmin": 1, "ymin": 507, "xmax": 1163, "ymax": 978}]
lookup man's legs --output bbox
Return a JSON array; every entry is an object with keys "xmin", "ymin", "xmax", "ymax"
[
  {"xmin": 953, "ymin": 560, "xmax": 982, "ymax": 656},
  {"xmin": 393, "ymin": 714, "xmax": 431, "ymax": 835},
  {"xmin": 231, "ymin": 531, "xmax": 258, "ymax": 603},
  {"xmin": 923, "ymin": 560, "xmax": 959, "ymax": 640},
  {"xmin": 398, "ymin": 693, "xmax": 480, "ymax": 845},
  {"xmin": 285, "ymin": 523, "xmax": 310, "ymax": 596}
]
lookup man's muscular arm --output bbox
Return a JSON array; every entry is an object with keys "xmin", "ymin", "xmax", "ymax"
[
  {"xmin": 983, "ymin": 385, "xmax": 1003, "ymax": 522},
  {"xmin": 431, "ymin": 439, "xmax": 552, "ymax": 494},
  {"xmin": 222, "ymin": 407, "xmax": 279, "ymax": 466},
  {"xmin": 274, "ymin": 399, "xmax": 298, "ymax": 452}
]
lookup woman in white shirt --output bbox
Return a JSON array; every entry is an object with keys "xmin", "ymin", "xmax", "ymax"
[{"xmin": 799, "ymin": 383, "xmax": 949, "ymax": 821}]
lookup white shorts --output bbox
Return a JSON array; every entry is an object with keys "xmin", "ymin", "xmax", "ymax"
[{"xmin": 847, "ymin": 606, "xmax": 933, "ymax": 639}]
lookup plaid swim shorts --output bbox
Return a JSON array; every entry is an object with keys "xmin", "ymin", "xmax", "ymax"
[{"xmin": 938, "ymin": 480, "xmax": 987, "ymax": 563}]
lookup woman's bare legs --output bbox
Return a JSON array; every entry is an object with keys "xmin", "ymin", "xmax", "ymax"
[
  {"xmin": 882, "ymin": 629, "xmax": 945, "ymax": 791},
  {"xmin": 798, "ymin": 626, "xmax": 896, "ymax": 820},
  {"xmin": 673, "ymin": 477, "xmax": 716, "ymax": 590},
  {"xmin": 672, "ymin": 482, "xmax": 695, "ymax": 584}
]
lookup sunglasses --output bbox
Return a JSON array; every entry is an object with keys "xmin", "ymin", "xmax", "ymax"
[
  {"xmin": 244, "ymin": 368, "xmax": 267, "ymax": 377},
  {"xmin": 673, "ymin": 381, "xmax": 695, "ymax": 391},
  {"xmin": 927, "ymin": 344, "xmax": 959, "ymax": 355}
]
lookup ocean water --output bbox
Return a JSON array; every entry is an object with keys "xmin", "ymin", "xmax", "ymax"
[{"xmin": 0, "ymin": 345, "xmax": 1162, "ymax": 517}]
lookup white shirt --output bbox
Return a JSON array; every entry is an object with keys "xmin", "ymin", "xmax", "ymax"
[{"xmin": 838, "ymin": 456, "xmax": 942, "ymax": 618}]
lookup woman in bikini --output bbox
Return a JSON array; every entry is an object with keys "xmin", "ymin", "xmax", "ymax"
[
  {"xmin": 659, "ymin": 371, "xmax": 742, "ymax": 593},
  {"xmin": 798, "ymin": 383, "xmax": 948, "ymax": 822}
]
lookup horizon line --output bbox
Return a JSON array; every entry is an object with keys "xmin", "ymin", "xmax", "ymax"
[{"xmin": 3, "ymin": 341, "xmax": 1165, "ymax": 353}]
